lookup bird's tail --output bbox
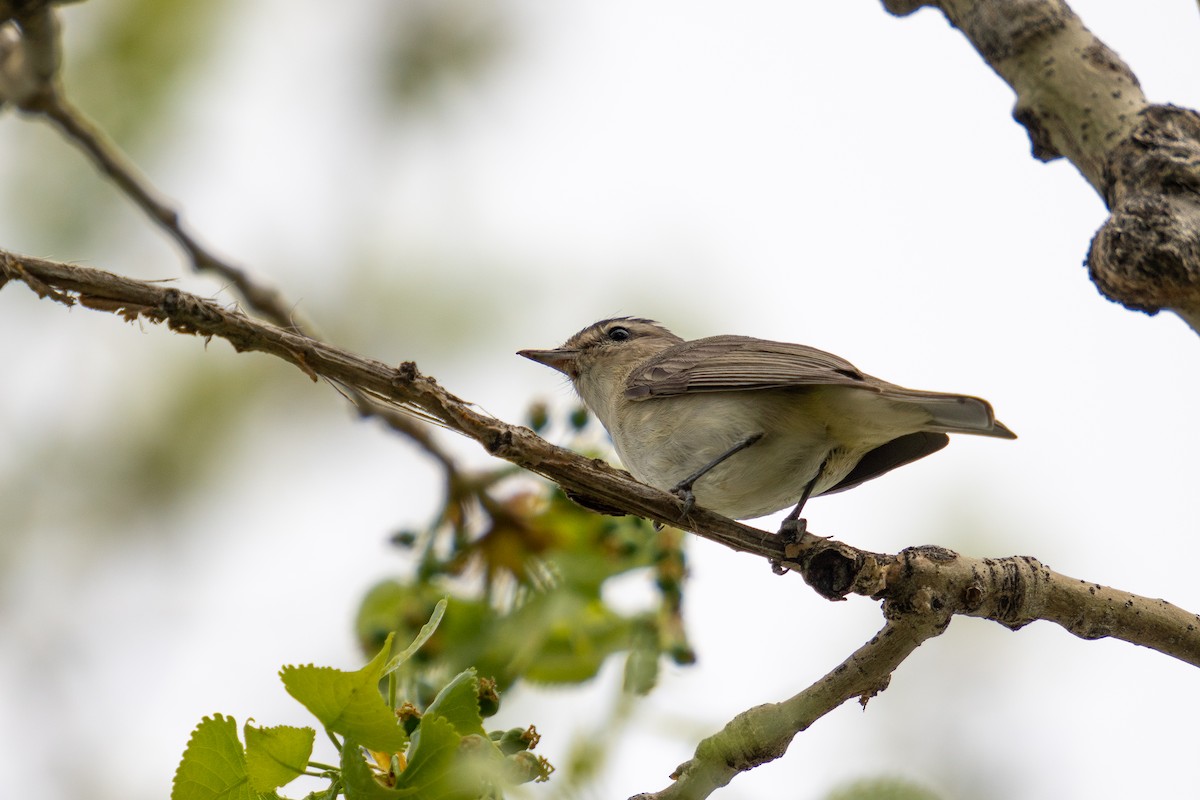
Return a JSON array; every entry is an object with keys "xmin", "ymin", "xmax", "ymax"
[{"xmin": 883, "ymin": 390, "xmax": 1017, "ymax": 440}]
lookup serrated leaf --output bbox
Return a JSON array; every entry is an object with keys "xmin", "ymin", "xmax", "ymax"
[
  {"xmin": 382, "ymin": 597, "xmax": 447, "ymax": 676},
  {"xmin": 171, "ymin": 714, "xmax": 254, "ymax": 800},
  {"xmin": 422, "ymin": 669, "xmax": 485, "ymax": 737},
  {"xmin": 244, "ymin": 722, "xmax": 315, "ymax": 792},
  {"xmin": 394, "ymin": 715, "xmax": 471, "ymax": 796},
  {"xmin": 280, "ymin": 634, "xmax": 408, "ymax": 753}
]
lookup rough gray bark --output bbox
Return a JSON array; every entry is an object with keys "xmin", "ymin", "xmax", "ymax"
[{"xmin": 885, "ymin": 0, "xmax": 1200, "ymax": 330}]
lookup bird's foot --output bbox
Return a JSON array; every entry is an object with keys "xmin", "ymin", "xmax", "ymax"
[
  {"xmin": 669, "ymin": 482, "xmax": 697, "ymax": 519},
  {"xmin": 771, "ymin": 516, "xmax": 808, "ymax": 575},
  {"xmin": 778, "ymin": 515, "xmax": 807, "ymax": 544}
]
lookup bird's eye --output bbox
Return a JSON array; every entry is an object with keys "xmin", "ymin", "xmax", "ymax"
[{"xmin": 606, "ymin": 326, "xmax": 632, "ymax": 342}]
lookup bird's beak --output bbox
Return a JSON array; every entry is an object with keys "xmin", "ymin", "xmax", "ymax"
[{"xmin": 518, "ymin": 347, "xmax": 580, "ymax": 377}]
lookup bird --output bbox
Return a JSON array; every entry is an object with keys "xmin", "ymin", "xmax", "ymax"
[{"xmin": 519, "ymin": 317, "xmax": 1014, "ymax": 525}]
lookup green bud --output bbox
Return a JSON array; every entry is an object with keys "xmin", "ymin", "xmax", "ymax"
[
  {"xmin": 507, "ymin": 751, "xmax": 554, "ymax": 784},
  {"xmin": 396, "ymin": 702, "xmax": 422, "ymax": 735},
  {"xmin": 493, "ymin": 725, "xmax": 539, "ymax": 755},
  {"xmin": 477, "ymin": 676, "xmax": 500, "ymax": 718},
  {"xmin": 669, "ymin": 643, "xmax": 697, "ymax": 666}
]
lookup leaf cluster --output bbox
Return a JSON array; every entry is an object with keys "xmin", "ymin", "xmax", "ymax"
[{"xmin": 172, "ymin": 604, "xmax": 552, "ymax": 800}]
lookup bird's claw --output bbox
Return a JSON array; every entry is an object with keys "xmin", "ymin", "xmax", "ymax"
[
  {"xmin": 670, "ymin": 484, "xmax": 697, "ymax": 519},
  {"xmin": 771, "ymin": 516, "xmax": 809, "ymax": 575}
]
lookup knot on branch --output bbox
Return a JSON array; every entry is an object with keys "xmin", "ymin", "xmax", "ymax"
[
  {"xmin": 484, "ymin": 428, "xmax": 513, "ymax": 455},
  {"xmin": 160, "ymin": 287, "xmax": 223, "ymax": 334},
  {"xmin": 394, "ymin": 361, "xmax": 418, "ymax": 384},
  {"xmin": 780, "ymin": 533, "xmax": 889, "ymax": 601},
  {"xmin": 1089, "ymin": 105, "xmax": 1200, "ymax": 316}
]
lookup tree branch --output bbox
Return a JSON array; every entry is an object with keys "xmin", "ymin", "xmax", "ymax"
[
  {"xmin": 632, "ymin": 541, "xmax": 1200, "ymax": 799},
  {"xmin": 0, "ymin": 249, "xmax": 775, "ymax": 559},
  {"xmin": 630, "ymin": 616, "xmax": 947, "ymax": 800},
  {"xmin": 777, "ymin": 540, "xmax": 1200, "ymax": 666},
  {"xmin": 883, "ymin": 0, "xmax": 1200, "ymax": 331},
  {"xmin": 5, "ymin": 248, "xmax": 1199, "ymax": 668}
]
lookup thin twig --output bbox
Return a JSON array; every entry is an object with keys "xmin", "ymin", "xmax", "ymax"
[
  {"xmin": 32, "ymin": 88, "xmax": 307, "ymax": 331},
  {"xmin": 3, "ymin": 7, "xmax": 466, "ymax": 470}
]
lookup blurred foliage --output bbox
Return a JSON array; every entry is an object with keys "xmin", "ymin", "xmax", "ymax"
[
  {"xmin": 66, "ymin": 0, "xmax": 231, "ymax": 146},
  {"xmin": 1, "ymin": 0, "xmax": 513, "ymax": 262},
  {"xmin": 0, "ymin": 351, "xmax": 286, "ymax": 559},
  {"xmin": 3, "ymin": 0, "xmax": 232, "ymax": 253},
  {"xmin": 376, "ymin": 0, "xmax": 510, "ymax": 113},
  {"xmin": 357, "ymin": 405, "xmax": 696, "ymax": 696},
  {"xmin": 316, "ymin": 247, "xmax": 522, "ymax": 361},
  {"xmin": 826, "ymin": 776, "xmax": 943, "ymax": 800}
]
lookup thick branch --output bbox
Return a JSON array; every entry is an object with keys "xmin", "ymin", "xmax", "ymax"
[
  {"xmin": 883, "ymin": 0, "xmax": 1200, "ymax": 330},
  {"xmin": 631, "ymin": 543, "xmax": 1200, "ymax": 798},
  {"xmin": 779, "ymin": 540, "xmax": 1200, "ymax": 667}
]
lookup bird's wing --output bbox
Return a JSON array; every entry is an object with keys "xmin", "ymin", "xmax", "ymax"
[
  {"xmin": 624, "ymin": 335, "xmax": 878, "ymax": 398},
  {"xmin": 624, "ymin": 335, "xmax": 1015, "ymax": 439}
]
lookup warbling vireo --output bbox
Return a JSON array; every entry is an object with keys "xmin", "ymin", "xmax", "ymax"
[{"xmin": 519, "ymin": 318, "xmax": 1014, "ymax": 524}]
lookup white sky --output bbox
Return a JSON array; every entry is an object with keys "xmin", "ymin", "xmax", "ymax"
[{"xmin": 2, "ymin": 2, "xmax": 1199, "ymax": 799}]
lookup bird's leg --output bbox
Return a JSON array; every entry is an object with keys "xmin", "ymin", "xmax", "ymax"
[
  {"xmin": 778, "ymin": 479, "xmax": 815, "ymax": 540},
  {"xmin": 778, "ymin": 461, "xmax": 826, "ymax": 541},
  {"xmin": 670, "ymin": 432, "xmax": 764, "ymax": 517},
  {"xmin": 770, "ymin": 468, "xmax": 823, "ymax": 575}
]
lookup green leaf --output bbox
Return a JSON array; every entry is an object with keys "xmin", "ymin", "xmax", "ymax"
[
  {"xmin": 340, "ymin": 723, "xmax": 492, "ymax": 800},
  {"xmin": 280, "ymin": 634, "xmax": 408, "ymax": 753},
  {"xmin": 340, "ymin": 738, "xmax": 408, "ymax": 800},
  {"xmin": 342, "ymin": 720, "xmax": 488, "ymax": 800},
  {"xmin": 622, "ymin": 621, "xmax": 661, "ymax": 695},
  {"xmin": 244, "ymin": 722, "xmax": 316, "ymax": 793},
  {"xmin": 382, "ymin": 597, "xmax": 447, "ymax": 676},
  {"xmin": 394, "ymin": 715, "xmax": 471, "ymax": 795},
  {"xmin": 422, "ymin": 669, "xmax": 485, "ymax": 737},
  {"xmin": 171, "ymin": 714, "xmax": 254, "ymax": 800}
]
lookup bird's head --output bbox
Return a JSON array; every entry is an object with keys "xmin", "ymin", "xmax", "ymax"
[{"xmin": 518, "ymin": 317, "xmax": 681, "ymax": 381}]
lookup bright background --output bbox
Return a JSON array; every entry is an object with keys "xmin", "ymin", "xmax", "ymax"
[{"xmin": 1, "ymin": 2, "xmax": 1198, "ymax": 799}]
